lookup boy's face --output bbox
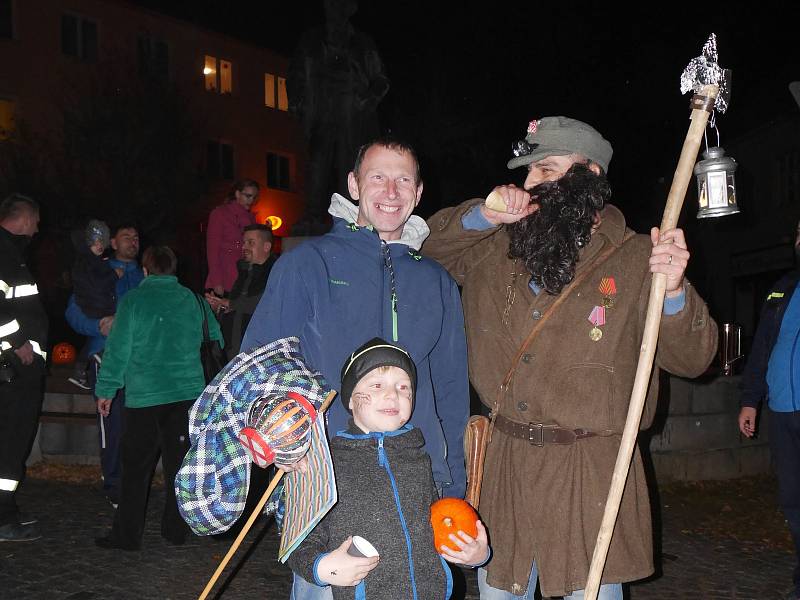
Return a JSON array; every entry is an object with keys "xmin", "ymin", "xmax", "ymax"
[
  {"xmin": 89, "ymin": 239, "xmax": 105, "ymax": 256},
  {"xmin": 349, "ymin": 366, "xmax": 412, "ymax": 433}
]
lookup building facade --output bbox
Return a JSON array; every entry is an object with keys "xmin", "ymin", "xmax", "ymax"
[{"xmin": 0, "ymin": 0, "xmax": 305, "ymax": 236}]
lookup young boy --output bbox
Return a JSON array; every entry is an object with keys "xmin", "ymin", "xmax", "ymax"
[
  {"xmin": 72, "ymin": 219, "xmax": 118, "ymax": 319},
  {"xmin": 287, "ymin": 337, "xmax": 489, "ymax": 599},
  {"xmin": 68, "ymin": 219, "xmax": 119, "ymax": 390}
]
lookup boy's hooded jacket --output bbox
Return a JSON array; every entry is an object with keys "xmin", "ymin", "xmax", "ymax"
[
  {"xmin": 242, "ymin": 194, "xmax": 469, "ymax": 497},
  {"xmin": 287, "ymin": 424, "xmax": 452, "ymax": 600}
]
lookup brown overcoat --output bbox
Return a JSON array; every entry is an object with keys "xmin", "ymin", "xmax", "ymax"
[{"xmin": 423, "ymin": 200, "xmax": 718, "ymax": 597}]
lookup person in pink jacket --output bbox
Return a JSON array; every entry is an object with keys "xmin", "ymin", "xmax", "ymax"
[{"xmin": 205, "ymin": 180, "xmax": 259, "ymax": 296}]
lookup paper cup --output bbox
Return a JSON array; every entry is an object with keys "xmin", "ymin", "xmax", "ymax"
[{"xmin": 347, "ymin": 536, "xmax": 379, "ymax": 558}]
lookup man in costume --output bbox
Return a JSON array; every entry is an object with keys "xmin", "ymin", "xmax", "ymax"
[
  {"xmin": 242, "ymin": 137, "xmax": 469, "ymax": 598},
  {"xmin": 423, "ymin": 116, "xmax": 718, "ymax": 599},
  {"xmin": 0, "ymin": 194, "xmax": 48, "ymax": 542},
  {"xmin": 739, "ymin": 219, "xmax": 800, "ymax": 600}
]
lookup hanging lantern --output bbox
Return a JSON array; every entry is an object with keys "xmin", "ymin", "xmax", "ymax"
[{"xmin": 694, "ymin": 146, "xmax": 740, "ymax": 218}]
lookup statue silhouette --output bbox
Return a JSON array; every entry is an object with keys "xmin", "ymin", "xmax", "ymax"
[{"xmin": 288, "ymin": 0, "xmax": 390, "ymax": 234}]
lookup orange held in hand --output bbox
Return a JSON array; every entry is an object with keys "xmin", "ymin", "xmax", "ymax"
[{"xmin": 430, "ymin": 497, "xmax": 478, "ymax": 552}]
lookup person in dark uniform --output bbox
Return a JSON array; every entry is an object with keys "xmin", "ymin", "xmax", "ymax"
[{"xmin": 0, "ymin": 193, "xmax": 48, "ymax": 542}]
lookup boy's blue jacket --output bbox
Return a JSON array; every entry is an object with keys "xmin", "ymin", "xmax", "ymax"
[
  {"xmin": 242, "ymin": 194, "xmax": 469, "ymax": 498},
  {"xmin": 65, "ymin": 258, "xmax": 144, "ymax": 356}
]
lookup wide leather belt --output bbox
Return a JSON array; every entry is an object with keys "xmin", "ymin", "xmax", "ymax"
[{"xmin": 493, "ymin": 413, "xmax": 597, "ymax": 446}]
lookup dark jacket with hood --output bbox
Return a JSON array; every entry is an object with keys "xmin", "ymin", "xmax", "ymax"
[
  {"xmin": 221, "ymin": 255, "xmax": 277, "ymax": 357},
  {"xmin": 741, "ymin": 269, "xmax": 800, "ymax": 411},
  {"xmin": 0, "ymin": 225, "xmax": 48, "ymax": 367},
  {"xmin": 287, "ymin": 424, "xmax": 452, "ymax": 600},
  {"xmin": 71, "ymin": 230, "xmax": 118, "ymax": 319},
  {"xmin": 242, "ymin": 194, "xmax": 469, "ymax": 498}
]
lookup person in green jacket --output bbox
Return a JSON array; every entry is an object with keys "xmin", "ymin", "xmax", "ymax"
[{"xmin": 94, "ymin": 245, "xmax": 222, "ymax": 550}]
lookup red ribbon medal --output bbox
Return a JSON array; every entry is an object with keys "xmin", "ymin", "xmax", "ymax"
[{"xmin": 599, "ymin": 276, "xmax": 617, "ymax": 308}]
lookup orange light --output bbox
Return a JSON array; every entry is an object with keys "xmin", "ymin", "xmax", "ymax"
[
  {"xmin": 203, "ymin": 67, "xmax": 214, "ymax": 75},
  {"xmin": 266, "ymin": 215, "xmax": 283, "ymax": 231}
]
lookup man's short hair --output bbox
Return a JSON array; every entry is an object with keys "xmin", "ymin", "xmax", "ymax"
[
  {"xmin": 110, "ymin": 222, "xmax": 138, "ymax": 237},
  {"xmin": 243, "ymin": 223, "xmax": 273, "ymax": 244},
  {"xmin": 142, "ymin": 245, "xmax": 177, "ymax": 275},
  {"xmin": 0, "ymin": 193, "xmax": 39, "ymax": 222},
  {"xmin": 352, "ymin": 136, "xmax": 422, "ymax": 185}
]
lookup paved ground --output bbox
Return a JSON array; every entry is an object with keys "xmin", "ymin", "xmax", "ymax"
[{"xmin": 1, "ymin": 474, "xmax": 795, "ymax": 599}]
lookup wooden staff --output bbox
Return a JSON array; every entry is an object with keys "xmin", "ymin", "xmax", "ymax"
[
  {"xmin": 198, "ymin": 390, "xmax": 337, "ymax": 600},
  {"xmin": 583, "ymin": 83, "xmax": 719, "ymax": 600}
]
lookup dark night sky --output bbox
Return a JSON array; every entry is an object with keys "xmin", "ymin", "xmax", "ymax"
[{"xmin": 131, "ymin": 0, "xmax": 798, "ymax": 228}]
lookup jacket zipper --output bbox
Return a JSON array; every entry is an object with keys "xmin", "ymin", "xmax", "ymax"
[
  {"xmin": 377, "ymin": 436, "xmax": 419, "ymax": 599},
  {"xmin": 381, "ymin": 241, "xmax": 399, "ymax": 342}
]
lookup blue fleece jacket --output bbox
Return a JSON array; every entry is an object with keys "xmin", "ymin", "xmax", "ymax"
[
  {"xmin": 242, "ymin": 195, "xmax": 469, "ymax": 498},
  {"xmin": 65, "ymin": 258, "xmax": 144, "ymax": 356}
]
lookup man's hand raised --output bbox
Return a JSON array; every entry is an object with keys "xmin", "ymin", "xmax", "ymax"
[{"xmin": 480, "ymin": 185, "xmax": 537, "ymax": 226}]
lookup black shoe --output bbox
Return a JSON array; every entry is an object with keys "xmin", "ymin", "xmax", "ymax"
[
  {"xmin": 0, "ymin": 521, "xmax": 42, "ymax": 542},
  {"xmin": 94, "ymin": 535, "xmax": 140, "ymax": 551}
]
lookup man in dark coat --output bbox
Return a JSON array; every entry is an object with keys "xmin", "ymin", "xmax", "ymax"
[
  {"xmin": 0, "ymin": 194, "xmax": 48, "ymax": 542},
  {"xmin": 739, "ymin": 219, "xmax": 800, "ymax": 600},
  {"xmin": 205, "ymin": 224, "xmax": 276, "ymax": 359}
]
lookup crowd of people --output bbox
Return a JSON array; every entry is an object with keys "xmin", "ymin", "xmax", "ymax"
[{"xmin": 0, "ymin": 116, "xmax": 797, "ymax": 600}]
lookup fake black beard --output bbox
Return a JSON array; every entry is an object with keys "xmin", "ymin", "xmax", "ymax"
[{"xmin": 507, "ymin": 163, "xmax": 611, "ymax": 295}]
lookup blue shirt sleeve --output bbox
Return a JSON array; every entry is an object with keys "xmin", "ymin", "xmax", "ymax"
[
  {"xmin": 64, "ymin": 295, "xmax": 101, "ymax": 337},
  {"xmin": 663, "ymin": 288, "xmax": 686, "ymax": 316},
  {"xmin": 461, "ymin": 205, "xmax": 494, "ymax": 231}
]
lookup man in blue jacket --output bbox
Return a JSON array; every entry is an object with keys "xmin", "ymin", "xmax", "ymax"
[
  {"xmin": 740, "ymin": 221, "xmax": 800, "ymax": 600},
  {"xmin": 242, "ymin": 138, "xmax": 469, "ymax": 598},
  {"xmin": 65, "ymin": 223, "xmax": 143, "ymax": 507}
]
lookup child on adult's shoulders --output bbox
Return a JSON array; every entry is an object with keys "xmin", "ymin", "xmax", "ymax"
[{"xmin": 287, "ymin": 337, "xmax": 489, "ymax": 599}]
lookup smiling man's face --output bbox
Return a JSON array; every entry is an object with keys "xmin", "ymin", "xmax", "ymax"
[{"xmin": 349, "ymin": 144, "xmax": 423, "ymax": 242}]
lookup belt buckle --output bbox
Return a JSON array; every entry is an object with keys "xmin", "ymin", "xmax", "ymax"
[{"xmin": 527, "ymin": 422, "xmax": 544, "ymax": 447}]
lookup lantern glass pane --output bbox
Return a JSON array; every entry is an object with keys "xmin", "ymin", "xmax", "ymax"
[{"xmin": 707, "ymin": 171, "xmax": 728, "ymax": 208}]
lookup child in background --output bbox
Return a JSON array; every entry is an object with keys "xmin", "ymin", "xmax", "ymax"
[
  {"xmin": 287, "ymin": 337, "xmax": 490, "ymax": 599},
  {"xmin": 67, "ymin": 219, "xmax": 118, "ymax": 390},
  {"xmin": 72, "ymin": 219, "xmax": 118, "ymax": 319}
]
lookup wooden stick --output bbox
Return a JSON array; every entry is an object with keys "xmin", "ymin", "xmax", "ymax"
[
  {"xmin": 198, "ymin": 390, "xmax": 337, "ymax": 600},
  {"xmin": 583, "ymin": 84, "xmax": 719, "ymax": 600}
]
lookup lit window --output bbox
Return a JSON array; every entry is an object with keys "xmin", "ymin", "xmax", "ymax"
[
  {"xmin": 267, "ymin": 153, "xmax": 291, "ymax": 191},
  {"xmin": 204, "ymin": 56, "xmax": 233, "ymax": 94},
  {"xmin": 207, "ymin": 140, "xmax": 234, "ymax": 180},
  {"xmin": 220, "ymin": 60, "xmax": 232, "ymax": 94},
  {"xmin": 277, "ymin": 77, "xmax": 288, "ymax": 111},
  {"xmin": 61, "ymin": 14, "xmax": 97, "ymax": 62},
  {"xmin": 264, "ymin": 73, "xmax": 275, "ymax": 108},
  {"xmin": 264, "ymin": 72, "xmax": 288, "ymax": 112},
  {"xmin": 0, "ymin": 98, "xmax": 15, "ymax": 139},
  {"xmin": 204, "ymin": 55, "xmax": 217, "ymax": 91}
]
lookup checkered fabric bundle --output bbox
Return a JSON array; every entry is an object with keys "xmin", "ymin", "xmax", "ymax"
[{"xmin": 175, "ymin": 337, "xmax": 331, "ymax": 536}]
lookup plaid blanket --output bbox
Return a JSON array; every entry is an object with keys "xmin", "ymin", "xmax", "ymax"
[{"xmin": 175, "ymin": 337, "xmax": 331, "ymax": 536}]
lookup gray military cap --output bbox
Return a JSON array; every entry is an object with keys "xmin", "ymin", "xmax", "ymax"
[{"xmin": 507, "ymin": 116, "xmax": 613, "ymax": 173}]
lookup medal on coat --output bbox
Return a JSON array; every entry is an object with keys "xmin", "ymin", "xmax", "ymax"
[
  {"xmin": 588, "ymin": 305, "xmax": 606, "ymax": 342},
  {"xmin": 599, "ymin": 277, "xmax": 617, "ymax": 309}
]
